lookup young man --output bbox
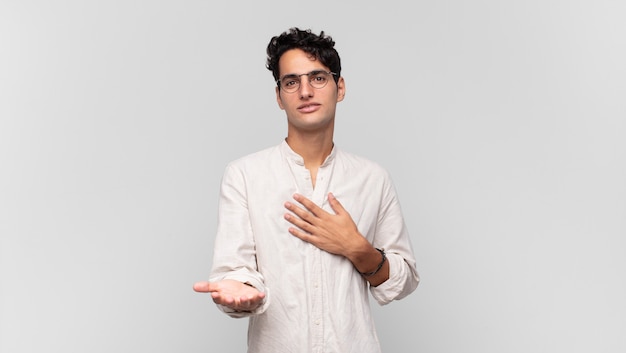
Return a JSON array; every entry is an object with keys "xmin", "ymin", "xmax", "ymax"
[{"xmin": 194, "ymin": 27, "xmax": 419, "ymax": 353}]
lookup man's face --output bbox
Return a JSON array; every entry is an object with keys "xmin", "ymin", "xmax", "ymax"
[{"xmin": 275, "ymin": 49, "xmax": 345, "ymax": 134}]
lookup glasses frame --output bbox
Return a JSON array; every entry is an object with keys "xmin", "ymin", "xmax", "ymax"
[{"xmin": 277, "ymin": 70, "xmax": 337, "ymax": 93}]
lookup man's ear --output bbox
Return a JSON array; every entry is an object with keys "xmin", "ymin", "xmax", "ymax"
[
  {"xmin": 336, "ymin": 76, "xmax": 346, "ymax": 102},
  {"xmin": 276, "ymin": 86, "xmax": 285, "ymax": 110}
]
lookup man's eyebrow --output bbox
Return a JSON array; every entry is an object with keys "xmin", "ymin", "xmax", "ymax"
[{"xmin": 282, "ymin": 69, "xmax": 327, "ymax": 77}]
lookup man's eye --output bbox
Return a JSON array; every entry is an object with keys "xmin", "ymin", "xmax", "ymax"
[{"xmin": 284, "ymin": 78, "xmax": 298, "ymax": 87}]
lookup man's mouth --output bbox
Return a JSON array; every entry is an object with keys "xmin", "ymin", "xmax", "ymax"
[{"xmin": 297, "ymin": 103, "xmax": 320, "ymax": 113}]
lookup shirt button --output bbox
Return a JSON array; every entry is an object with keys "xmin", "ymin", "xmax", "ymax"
[
  {"xmin": 314, "ymin": 319, "xmax": 320, "ymax": 325},
  {"xmin": 314, "ymin": 282, "xmax": 319, "ymax": 288}
]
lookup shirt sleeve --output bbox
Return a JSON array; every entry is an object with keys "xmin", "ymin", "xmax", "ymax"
[
  {"xmin": 369, "ymin": 172, "xmax": 420, "ymax": 305},
  {"xmin": 209, "ymin": 163, "xmax": 270, "ymax": 317}
]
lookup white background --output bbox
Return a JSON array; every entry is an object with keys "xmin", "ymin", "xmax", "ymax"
[{"xmin": 1, "ymin": 1, "xmax": 625, "ymax": 352}]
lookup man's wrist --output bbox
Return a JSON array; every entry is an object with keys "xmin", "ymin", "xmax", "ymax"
[
  {"xmin": 359, "ymin": 248, "xmax": 386, "ymax": 277},
  {"xmin": 346, "ymin": 238, "xmax": 384, "ymax": 273}
]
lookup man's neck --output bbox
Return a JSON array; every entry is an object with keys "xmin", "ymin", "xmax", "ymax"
[{"xmin": 285, "ymin": 131, "xmax": 334, "ymax": 171}]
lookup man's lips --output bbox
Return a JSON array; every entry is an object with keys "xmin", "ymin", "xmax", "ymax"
[{"xmin": 297, "ymin": 103, "xmax": 321, "ymax": 113}]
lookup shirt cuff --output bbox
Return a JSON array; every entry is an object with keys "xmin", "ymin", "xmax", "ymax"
[{"xmin": 369, "ymin": 253, "xmax": 419, "ymax": 305}]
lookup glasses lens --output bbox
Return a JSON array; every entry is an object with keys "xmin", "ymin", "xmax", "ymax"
[
  {"xmin": 309, "ymin": 71, "xmax": 330, "ymax": 89},
  {"xmin": 281, "ymin": 75, "xmax": 300, "ymax": 92}
]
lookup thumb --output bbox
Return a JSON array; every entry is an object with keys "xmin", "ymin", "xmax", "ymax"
[{"xmin": 193, "ymin": 281, "xmax": 215, "ymax": 293}]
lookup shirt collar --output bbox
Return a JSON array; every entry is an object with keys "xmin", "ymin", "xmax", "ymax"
[{"xmin": 280, "ymin": 139, "xmax": 337, "ymax": 167}]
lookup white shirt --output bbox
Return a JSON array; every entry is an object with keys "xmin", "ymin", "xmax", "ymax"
[{"xmin": 209, "ymin": 140, "xmax": 419, "ymax": 353}]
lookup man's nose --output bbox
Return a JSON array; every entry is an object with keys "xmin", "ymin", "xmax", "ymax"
[{"xmin": 299, "ymin": 78, "xmax": 314, "ymax": 98}]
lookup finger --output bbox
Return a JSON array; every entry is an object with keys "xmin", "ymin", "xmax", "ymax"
[
  {"xmin": 239, "ymin": 296, "xmax": 251, "ymax": 309},
  {"xmin": 284, "ymin": 213, "xmax": 315, "ymax": 233},
  {"xmin": 293, "ymin": 193, "xmax": 326, "ymax": 217},
  {"xmin": 246, "ymin": 294, "xmax": 265, "ymax": 311},
  {"xmin": 237, "ymin": 293, "xmax": 265, "ymax": 311},
  {"xmin": 284, "ymin": 202, "xmax": 317, "ymax": 225},
  {"xmin": 212, "ymin": 292, "xmax": 234, "ymax": 306},
  {"xmin": 288, "ymin": 225, "xmax": 315, "ymax": 244},
  {"xmin": 327, "ymin": 192, "xmax": 346, "ymax": 215},
  {"xmin": 193, "ymin": 281, "xmax": 218, "ymax": 293}
]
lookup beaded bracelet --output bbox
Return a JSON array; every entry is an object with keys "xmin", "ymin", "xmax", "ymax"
[{"xmin": 360, "ymin": 248, "xmax": 386, "ymax": 277}]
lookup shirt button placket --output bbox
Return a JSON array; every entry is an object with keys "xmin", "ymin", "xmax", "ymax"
[
  {"xmin": 309, "ymin": 166, "xmax": 328, "ymax": 352},
  {"xmin": 311, "ymin": 248, "xmax": 324, "ymax": 352}
]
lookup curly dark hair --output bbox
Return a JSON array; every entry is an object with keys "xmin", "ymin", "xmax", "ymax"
[{"xmin": 266, "ymin": 27, "xmax": 341, "ymax": 87}]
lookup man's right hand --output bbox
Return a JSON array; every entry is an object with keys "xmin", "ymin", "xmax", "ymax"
[{"xmin": 193, "ymin": 279, "xmax": 265, "ymax": 312}]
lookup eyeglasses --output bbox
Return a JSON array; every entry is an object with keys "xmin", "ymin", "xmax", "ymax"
[{"xmin": 277, "ymin": 70, "xmax": 337, "ymax": 93}]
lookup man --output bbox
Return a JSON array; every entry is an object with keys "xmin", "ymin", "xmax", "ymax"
[{"xmin": 194, "ymin": 27, "xmax": 419, "ymax": 353}]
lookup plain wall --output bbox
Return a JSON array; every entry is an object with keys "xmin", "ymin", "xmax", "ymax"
[{"xmin": 1, "ymin": 1, "xmax": 625, "ymax": 352}]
